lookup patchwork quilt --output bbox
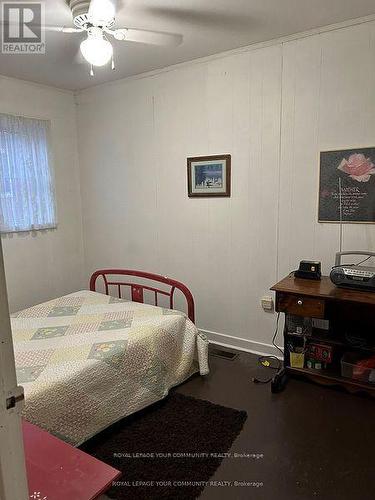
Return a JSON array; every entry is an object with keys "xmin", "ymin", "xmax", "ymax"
[{"xmin": 11, "ymin": 290, "xmax": 209, "ymax": 446}]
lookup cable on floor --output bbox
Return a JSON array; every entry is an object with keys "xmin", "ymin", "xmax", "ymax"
[{"xmin": 252, "ymin": 312, "xmax": 284, "ymax": 384}]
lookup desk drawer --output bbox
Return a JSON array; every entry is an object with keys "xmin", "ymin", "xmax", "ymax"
[{"xmin": 277, "ymin": 293, "xmax": 325, "ymax": 318}]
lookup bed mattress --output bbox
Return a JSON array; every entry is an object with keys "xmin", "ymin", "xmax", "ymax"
[{"xmin": 11, "ymin": 290, "xmax": 209, "ymax": 445}]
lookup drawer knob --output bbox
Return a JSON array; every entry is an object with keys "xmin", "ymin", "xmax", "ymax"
[{"xmin": 297, "ymin": 300, "xmax": 303, "ymax": 306}]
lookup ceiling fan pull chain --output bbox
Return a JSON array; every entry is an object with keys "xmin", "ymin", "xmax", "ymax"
[{"xmin": 90, "ymin": 64, "xmax": 94, "ymax": 77}]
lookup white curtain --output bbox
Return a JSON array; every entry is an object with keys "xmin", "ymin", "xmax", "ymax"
[{"xmin": 0, "ymin": 113, "xmax": 56, "ymax": 233}]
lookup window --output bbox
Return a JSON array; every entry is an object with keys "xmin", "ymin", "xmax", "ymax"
[{"xmin": 0, "ymin": 113, "xmax": 56, "ymax": 233}]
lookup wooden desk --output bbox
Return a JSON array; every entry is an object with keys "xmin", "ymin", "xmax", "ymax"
[
  {"xmin": 271, "ymin": 275, "xmax": 375, "ymax": 396},
  {"xmin": 23, "ymin": 421, "xmax": 121, "ymax": 500}
]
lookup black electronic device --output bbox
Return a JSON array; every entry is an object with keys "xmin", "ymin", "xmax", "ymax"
[
  {"xmin": 294, "ymin": 261, "xmax": 321, "ymax": 280},
  {"xmin": 330, "ymin": 252, "xmax": 375, "ymax": 291},
  {"xmin": 271, "ymin": 368, "xmax": 288, "ymax": 393}
]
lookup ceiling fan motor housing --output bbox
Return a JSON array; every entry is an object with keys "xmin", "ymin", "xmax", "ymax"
[
  {"xmin": 68, "ymin": 0, "xmax": 115, "ymax": 29},
  {"xmin": 68, "ymin": 0, "xmax": 90, "ymax": 19}
]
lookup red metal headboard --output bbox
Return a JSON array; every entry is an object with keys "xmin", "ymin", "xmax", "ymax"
[{"xmin": 89, "ymin": 269, "xmax": 195, "ymax": 323}]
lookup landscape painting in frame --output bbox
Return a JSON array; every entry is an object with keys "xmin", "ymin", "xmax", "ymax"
[
  {"xmin": 187, "ymin": 155, "xmax": 231, "ymax": 198},
  {"xmin": 318, "ymin": 147, "xmax": 375, "ymax": 223}
]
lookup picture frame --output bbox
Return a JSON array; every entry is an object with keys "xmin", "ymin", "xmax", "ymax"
[
  {"xmin": 318, "ymin": 147, "xmax": 375, "ymax": 223},
  {"xmin": 187, "ymin": 155, "xmax": 231, "ymax": 198}
]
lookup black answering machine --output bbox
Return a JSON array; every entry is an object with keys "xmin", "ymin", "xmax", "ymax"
[{"xmin": 295, "ymin": 261, "xmax": 321, "ymax": 280}]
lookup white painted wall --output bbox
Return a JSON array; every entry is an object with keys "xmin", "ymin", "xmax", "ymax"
[
  {"xmin": 0, "ymin": 76, "xmax": 85, "ymax": 312},
  {"xmin": 278, "ymin": 22, "xmax": 375, "ymax": 277},
  {"xmin": 77, "ymin": 19, "xmax": 375, "ymax": 354}
]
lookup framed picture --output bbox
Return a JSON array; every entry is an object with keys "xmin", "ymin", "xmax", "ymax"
[
  {"xmin": 318, "ymin": 147, "xmax": 375, "ymax": 223},
  {"xmin": 187, "ymin": 155, "xmax": 231, "ymax": 198}
]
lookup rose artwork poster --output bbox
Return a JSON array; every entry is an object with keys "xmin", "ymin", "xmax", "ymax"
[{"xmin": 318, "ymin": 147, "xmax": 375, "ymax": 223}]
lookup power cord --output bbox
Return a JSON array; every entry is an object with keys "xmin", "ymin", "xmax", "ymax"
[
  {"xmin": 252, "ymin": 312, "xmax": 284, "ymax": 384},
  {"xmin": 271, "ymin": 312, "xmax": 284, "ymax": 358},
  {"xmin": 252, "ymin": 356, "xmax": 281, "ymax": 384}
]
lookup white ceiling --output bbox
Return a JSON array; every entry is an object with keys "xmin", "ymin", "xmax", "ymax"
[{"xmin": 0, "ymin": 0, "xmax": 375, "ymax": 91}]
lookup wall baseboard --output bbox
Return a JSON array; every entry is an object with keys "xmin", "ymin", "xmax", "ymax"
[{"xmin": 200, "ymin": 328, "xmax": 284, "ymax": 360}]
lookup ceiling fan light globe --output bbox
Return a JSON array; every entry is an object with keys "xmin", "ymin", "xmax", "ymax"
[
  {"xmin": 80, "ymin": 38, "xmax": 113, "ymax": 67},
  {"xmin": 113, "ymin": 30, "xmax": 126, "ymax": 41}
]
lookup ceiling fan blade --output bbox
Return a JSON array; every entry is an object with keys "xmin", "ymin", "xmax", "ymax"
[
  {"xmin": 89, "ymin": 0, "xmax": 117, "ymax": 25},
  {"xmin": 3, "ymin": 24, "xmax": 83, "ymax": 34},
  {"xmin": 111, "ymin": 28, "xmax": 183, "ymax": 46},
  {"xmin": 45, "ymin": 26, "xmax": 84, "ymax": 33}
]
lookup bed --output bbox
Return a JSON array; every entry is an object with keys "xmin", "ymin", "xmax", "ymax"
[{"xmin": 11, "ymin": 270, "xmax": 209, "ymax": 446}]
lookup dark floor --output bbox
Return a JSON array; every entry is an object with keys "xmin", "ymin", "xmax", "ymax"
[{"xmin": 172, "ymin": 346, "xmax": 375, "ymax": 500}]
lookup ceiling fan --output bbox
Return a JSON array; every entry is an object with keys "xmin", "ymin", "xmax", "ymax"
[{"xmin": 46, "ymin": 0, "xmax": 183, "ymax": 75}]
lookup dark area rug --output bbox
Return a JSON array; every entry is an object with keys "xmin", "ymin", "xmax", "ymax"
[{"xmin": 81, "ymin": 392, "xmax": 247, "ymax": 499}]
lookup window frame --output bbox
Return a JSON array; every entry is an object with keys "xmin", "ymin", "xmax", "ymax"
[{"xmin": 0, "ymin": 112, "xmax": 57, "ymax": 234}]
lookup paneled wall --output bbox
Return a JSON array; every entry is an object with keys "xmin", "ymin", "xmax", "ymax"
[
  {"xmin": 0, "ymin": 77, "xmax": 85, "ymax": 312},
  {"xmin": 279, "ymin": 22, "xmax": 375, "ymax": 278},
  {"xmin": 77, "ymin": 19, "xmax": 375, "ymax": 353}
]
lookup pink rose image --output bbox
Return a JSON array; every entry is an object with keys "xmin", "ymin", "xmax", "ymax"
[{"xmin": 338, "ymin": 153, "xmax": 375, "ymax": 182}]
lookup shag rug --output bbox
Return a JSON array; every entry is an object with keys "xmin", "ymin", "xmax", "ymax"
[{"xmin": 81, "ymin": 392, "xmax": 247, "ymax": 499}]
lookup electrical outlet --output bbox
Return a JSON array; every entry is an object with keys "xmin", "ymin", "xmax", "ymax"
[{"xmin": 261, "ymin": 296, "xmax": 274, "ymax": 311}]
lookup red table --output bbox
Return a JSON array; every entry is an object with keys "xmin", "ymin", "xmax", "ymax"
[{"xmin": 23, "ymin": 420, "xmax": 121, "ymax": 500}]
